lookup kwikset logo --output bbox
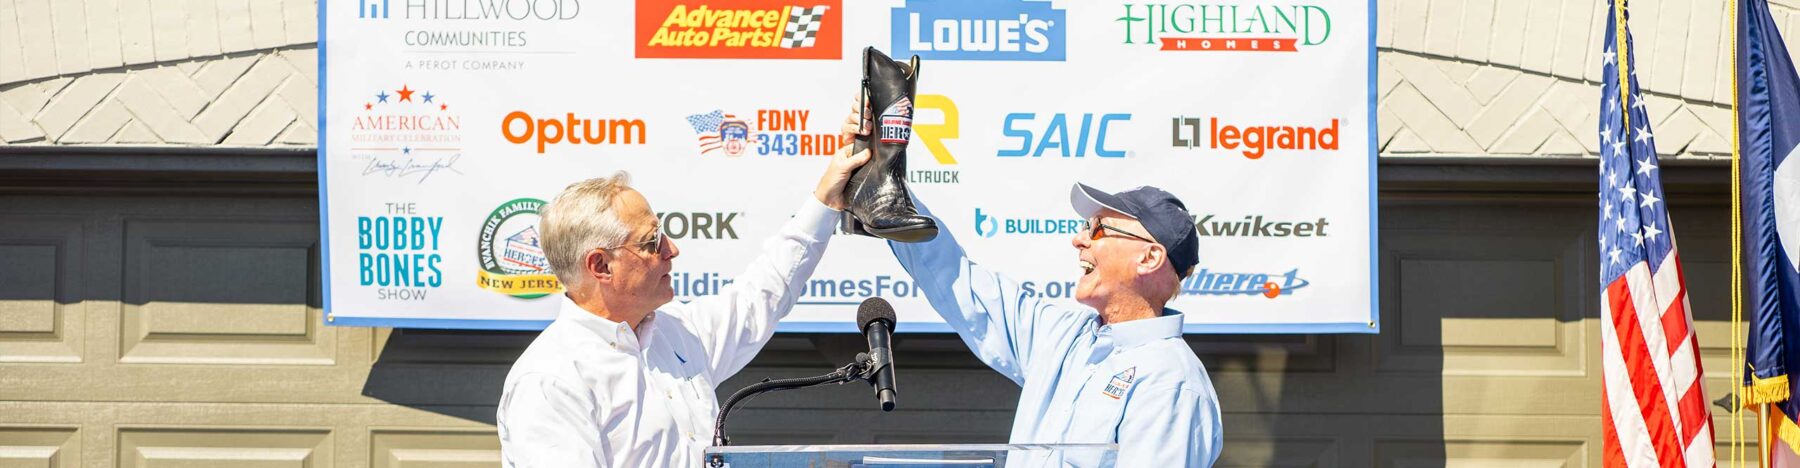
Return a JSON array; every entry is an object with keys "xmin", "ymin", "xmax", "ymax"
[{"xmin": 1196, "ymin": 215, "xmax": 1329, "ymax": 237}]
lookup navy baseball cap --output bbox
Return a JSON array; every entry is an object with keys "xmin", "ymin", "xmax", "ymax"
[{"xmin": 1070, "ymin": 183, "xmax": 1200, "ymax": 277}]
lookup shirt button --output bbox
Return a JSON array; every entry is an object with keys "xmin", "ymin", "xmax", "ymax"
[{"xmin": 666, "ymin": 391, "xmax": 674, "ymax": 399}]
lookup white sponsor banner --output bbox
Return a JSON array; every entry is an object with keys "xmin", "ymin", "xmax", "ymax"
[{"xmin": 320, "ymin": 0, "xmax": 1377, "ymax": 333}]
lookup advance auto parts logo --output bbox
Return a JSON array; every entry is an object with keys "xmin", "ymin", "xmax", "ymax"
[
  {"xmin": 476, "ymin": 198, "xmax": 563, "ymax": 299},
  {"xmin": 636, "ymin": 0, "xmax": 842, "ymax": 59},
  {"xmin": 1116, "ymin": 3, "xmax": 1331, "ymax": 52}
]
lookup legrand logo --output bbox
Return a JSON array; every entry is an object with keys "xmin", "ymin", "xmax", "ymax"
[
  {"xmin": 1116, "ymin": 3, "xmax": 1331, "ymax": 52},
  {"xmin": 1183, "ymin": 268, "xmax": 1309, "ymax": 298},
  {"xmin": 1196, "ymin": 215, "xmax": 1330, "ymax": 237},
  {"xmin": 635, "ymin": 0, "xmax": 842, "ymax": 59},
  {"xmin": 890, "ymin": 0, "xmax": 1066, "ymax": 61},
  {"xmin": 501, "ymin": 111, "xmax": 647, "ymax": 154},
  {"xmin": 1172, "ymin": 116, "xmax": 1339, "ymax": 159}
]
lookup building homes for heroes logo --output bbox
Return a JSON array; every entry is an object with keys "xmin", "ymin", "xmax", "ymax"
[{"xmin": 636, "ymin": 0, "xmax": 842, "ymax": 59}]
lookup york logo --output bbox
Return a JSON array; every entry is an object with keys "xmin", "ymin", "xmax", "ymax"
[
  {"xmin": 1000, "ymin": 113, "xmax": 1131, "ymax": 158},
  {"xmin": 501, "ymin": 111, "xmax": 647, "ymax": 154},
  {"xmin": 973, "ymin": 208, "xmax": 1082, "ymax": 238},
  {"xmin": 891, "ymin": 0, "xmax": 1065, "ymax": 61},
  {"xmin": 657, "ymin": 212, "xmax": 741, "ymax": 240},
  {"xmin": 1172, "ymin": 116, "xmax": 1339, "ymax": 159},
  {"xmin": 636, "ymin": 0, "xmax": 841, "ymax": 59},
  {"xmin": 1196, "ymin": 215, "xmax": 1330, "ymax": 237},
  {"xmin": 1183, "ymin": 268, "xmax": 1310, "ymax": 299},
  {"xmin": 1116, "ymin": 3, "xmax": 1331, "ymax": 52}
]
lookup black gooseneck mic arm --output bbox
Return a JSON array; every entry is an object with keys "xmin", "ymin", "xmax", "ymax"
[{"xmin": 707, "ymin": 354, "xmax": 876, "ymax": 467}]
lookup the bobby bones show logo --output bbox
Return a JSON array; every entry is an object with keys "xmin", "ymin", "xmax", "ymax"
[
  {"xmin": 890, "ymin": 0, "xmax": 1065, "ymax": 61},
  {"xmin": 974, "ymin": 208, "xmax": 1083, "ymax": 238},
  {"xmin": 685, "ymin": 108, "xmax": 840, "ymax": 156},
  {"xmin": 357, "ymin": 203, "xmax": 445, "ymax": 302},
  {"xmin": 1116, "ymin": 2, "xmax": 1332, "ymax": 52},
  {"xmin": 1184, "ymin": 267, "xmax": 1311, "ymax": 298},
  {"xmin": 1171, "ymin": 115, "xmax": 1339, "ymax": 159},
  {"xmin": 635, "ymin": 0, "xmax": 842, "ymax": 59},
  {"xmin": 476, "ymin": 198, "xmax": 563, "ymax": 299},
  {"xmin": 349, "ymin": 83, "xmax": 464, "ymax": 183}
]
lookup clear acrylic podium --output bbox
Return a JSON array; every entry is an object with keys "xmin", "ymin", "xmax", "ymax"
[{"xmin": 702, "ymin": 443, "xmax": 1118, "ymax": 467}]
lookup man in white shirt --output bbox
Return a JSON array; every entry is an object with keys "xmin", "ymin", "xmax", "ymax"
[{"xmin": 497, "ymin": 113, "xmax": 869, "ymax": 467}]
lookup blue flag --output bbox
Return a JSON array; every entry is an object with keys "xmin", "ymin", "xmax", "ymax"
[{"xmin": 1741, "ymin": 0, "xmax": 1800, "ymax": 458}]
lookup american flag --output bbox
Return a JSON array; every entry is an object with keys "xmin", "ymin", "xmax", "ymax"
[
  {"xmin": 780, "ymin": 6, "xmax": 828, "ymax": 49},
  {"xmin": 687, "ymin": 110, "xmax": 735, "ymax": 154},
  {"xmin": 1597, "ymin": 2, "xmax": 1715, "ymax": 466}
]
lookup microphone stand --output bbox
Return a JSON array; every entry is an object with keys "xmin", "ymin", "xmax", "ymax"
[{"xmin": 707, "ymin": 354, "xmax": 875, "ymax": 468}]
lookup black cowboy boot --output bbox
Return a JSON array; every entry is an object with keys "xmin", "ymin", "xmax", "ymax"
[{"xmin": 842, "ymin": 47, "xmax": 938, "ymax": 243}]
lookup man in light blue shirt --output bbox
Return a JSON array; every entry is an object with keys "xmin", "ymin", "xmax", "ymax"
[{"xmin": 888, "ymin": 183, "xmax": 1222, "ymax": 467}]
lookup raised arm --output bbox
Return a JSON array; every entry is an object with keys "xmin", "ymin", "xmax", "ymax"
[{"xmin": 888, "ymin": 200, "xmax": 1089, "ymax": 386}]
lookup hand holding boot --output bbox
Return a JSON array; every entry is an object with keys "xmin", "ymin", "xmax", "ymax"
[{"xmin": 813, "ymin": 98, "xmax": 874, "ymax": 211}]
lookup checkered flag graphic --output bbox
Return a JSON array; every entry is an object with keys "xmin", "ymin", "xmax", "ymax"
[
  {"xmin": 780, "ymin": 6, "xmax": 828, "ymax": 49},
  {"xmin": 686, "ymin": 110, "xmax": 725, "ymax": 134}
]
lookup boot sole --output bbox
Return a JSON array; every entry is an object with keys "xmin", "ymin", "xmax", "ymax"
[{"xmin": 869, "ymin": 225, "xmax": 938, "ymax": 243}]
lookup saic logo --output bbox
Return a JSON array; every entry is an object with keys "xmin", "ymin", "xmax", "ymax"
[
  {"xmin": 501, "ymin": 111, "xmax": 648, "ymax": 154},
  {"xmin": 686, "ymin": 108, "xmax": 840, "ymax": 157},
  {"xmin": 1171, "ymin": 116, "xmax": 1339, "ymax": 159},
  {"xmin": 657, "ymin": 212, "xmax": 742, "ymax": 240},
  {"xmin": 890, "ymin": 0, "xmax": 1066, "ymax": 61},
  {"xmin": 636, "ymin": 0, "xmax": 842, "ymax": 59},
  {"xmin": 973, "ymin": 208, "xmax": 1083, "ymax": 238},
  {"xmin": 1183, "ymin": 268, "xmax": 1310, "ymax": 298},
  {"xmin": 1116, "ymin": 3, "xmax": 1331, "ymax": 52},
  {"xmin": 1196, "ymin": 215, "xmax": 1330, "ymax": 237},
  {"xmin": 1000, "ymin": 113, "xmax": 1132, "ymax": 158},
  {"xmin": 475, "ymin": 198, "xmax": 563, "ymax": 299}
]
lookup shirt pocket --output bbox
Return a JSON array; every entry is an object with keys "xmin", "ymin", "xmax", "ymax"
[{"xmin": 1069, "ymin": 389, "xmax": 1130, "ymax": 441}]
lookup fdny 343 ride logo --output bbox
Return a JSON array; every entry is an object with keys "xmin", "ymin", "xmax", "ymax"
[{"xmin": 686, "ymin": 108, "xmax": 841, "ymax": 156}]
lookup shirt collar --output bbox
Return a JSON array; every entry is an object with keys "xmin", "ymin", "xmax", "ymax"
[
  {"xmin": 1097, "ymin": 308, "xmax": 1184, "ymax": 351},
  {"xmin": 557, "ymin": 295, "xmax": 656, "ymax": 352}
]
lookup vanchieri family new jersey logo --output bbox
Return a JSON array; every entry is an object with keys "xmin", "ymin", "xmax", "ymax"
[{"xmin": 476, "ymin": 198, "xmax": 563, "ymax": 299}]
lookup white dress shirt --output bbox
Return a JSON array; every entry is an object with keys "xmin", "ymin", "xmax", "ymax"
[{"xmin": 497, "ymin": 197, "xmax": 837, "ymax": 467}]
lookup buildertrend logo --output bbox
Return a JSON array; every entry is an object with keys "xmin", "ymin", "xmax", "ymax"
[
  {"xmin": 636, "ymin": 0, "xmax": 842, "ymax": 59},
  {"xmin": 973, "ymin": 208, "xmax": 1082, "ymax": 238},
  {"xmin": 1184, "ymin": 267, "xmax": 1310, "ymax": 298},
  {"xmin": 890, "ymin": 0, "xmax": 1065, "ymax": 61},
  {"xmin": 1115, "ymin": 3, "xmax": 1332, "ymax": 52}
]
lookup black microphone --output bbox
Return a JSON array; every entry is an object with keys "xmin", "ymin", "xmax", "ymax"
[{"xmin": 857, "ymin": 297, "xmax": 898, "ymax": 411}]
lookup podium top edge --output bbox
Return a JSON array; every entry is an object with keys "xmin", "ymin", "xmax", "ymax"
[{"xmin": 703, "ymin": 443, "xmax": 1119, "ymax": 454}]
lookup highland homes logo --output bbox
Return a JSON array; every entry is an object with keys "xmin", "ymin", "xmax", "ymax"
[
  {"xmin": 635, "ymin": 0, "xmax": 842, "ymax": 59},
  {"xmin": 475, "ymin": 198, "xmax": 563, "ymax": 299}
]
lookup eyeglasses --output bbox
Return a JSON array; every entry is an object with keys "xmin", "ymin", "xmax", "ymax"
[
  {"xmin": 1083, "ymin": 218, "xmax": 1156, "ymax": 244},
  {"xmin": 608, "ymin": 226, "xmax": 664, "ymax": 254}
]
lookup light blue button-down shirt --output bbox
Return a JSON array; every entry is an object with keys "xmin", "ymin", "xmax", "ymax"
[{"xmin": 890, "ymin": 211, "xmax": 1222, "ymax": 467}]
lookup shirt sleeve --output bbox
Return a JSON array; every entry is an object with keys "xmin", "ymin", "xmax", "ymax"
[
  {"xmin": 886, "ymin": 199, "xmax": 1089, "ymax": 386},
  {"xmin": 497, "ymin": 374, "xmax": 606, "ymax": 468},
  {"xmin": 1117, "ymin": 384, "xmax": 1222, "ymax": 467},
  {"xmin": 679, "ymin": 196, "xmax": 838, "ymax": 384}
]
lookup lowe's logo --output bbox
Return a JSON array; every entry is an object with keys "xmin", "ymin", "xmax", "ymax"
[{"xmin": 891, "ymin": 0, "xmax": 1066, "ymax": 61}]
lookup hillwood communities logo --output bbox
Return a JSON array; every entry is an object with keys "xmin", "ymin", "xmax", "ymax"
[{"xmin": 476, "ymin": 198, "xmax": 563, "ymax": 299}]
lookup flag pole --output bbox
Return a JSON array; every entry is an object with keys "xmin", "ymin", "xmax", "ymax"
[{"xmin": 1731, "ymin": 0, "xmax": 1749, "ymax": 465}]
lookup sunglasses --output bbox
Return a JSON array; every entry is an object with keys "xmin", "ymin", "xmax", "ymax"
[
  {"xmin": 608, "ymin": 225, "xmax": 665, "ymax": 255},
  {"xmin": 1082, "ymin": 218, "xmax": 1156, "ymax": 244}
]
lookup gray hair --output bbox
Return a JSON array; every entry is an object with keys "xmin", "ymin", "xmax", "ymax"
[{"xmin": 540, "ymin": 171, "xmax": 635, "ymax": 289}]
